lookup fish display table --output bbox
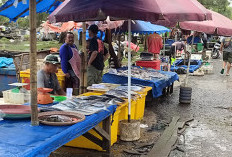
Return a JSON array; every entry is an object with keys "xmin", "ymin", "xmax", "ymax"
[
  {"xmin": 102, "ymin": 67, "xmax": 179, "ymax": 98},
  {"xmin": 0, "ymin": 103, "xmax": 116, "ymax": 157}
]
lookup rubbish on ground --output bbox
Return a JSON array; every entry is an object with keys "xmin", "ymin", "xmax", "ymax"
[
  {"xmin": 140, "ymin": 124, "xmax": 149, "ymax": 128},
  {"xmin": 147, "ymin": 117, "xmax": 194, "ymax": 157}
]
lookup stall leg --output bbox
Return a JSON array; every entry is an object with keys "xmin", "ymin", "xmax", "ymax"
[
  {"xmin": 102, "ymin": 116, "xmax": 111, "ymax": 156},
  {"xmin": 170, "ymin": 83, "xmax": 174, "ymax": 94}
]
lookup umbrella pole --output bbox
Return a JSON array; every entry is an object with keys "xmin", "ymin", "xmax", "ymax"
[
  {"xmin": 29, "ymin": 0, "xmax": 39, "ymax": 126},
  {"xmin": 128, "ymin": 19, "xmax": 131, "ymax": 122},
  {"xmin": 82, "ymin": 22, "xmax": 87, "ymax": 94},
  {"xmin": 184, "ymin": 34, "xmax": 194, "ymax": 86},
  {"xmin": 163, "ymin": 36, "xmax": 166, "ymax": 57},
  {"xmin": 117, "ymin": 33, "xmax": 122, "ymax": 65}
]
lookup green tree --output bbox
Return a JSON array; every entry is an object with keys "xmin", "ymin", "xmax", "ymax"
[{"xmin": 198, "ymin": 0, "xmax": 232, "ymax": 18}]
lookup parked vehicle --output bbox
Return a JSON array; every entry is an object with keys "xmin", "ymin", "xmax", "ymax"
[{"xmin": 211, "ymin": 42, "xmax": 221, "ymax": 59}]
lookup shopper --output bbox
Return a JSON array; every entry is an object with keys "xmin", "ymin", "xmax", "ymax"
[
  {"xmin": 147, "ymin": 32, "xmax": 163, "ymax": 60},
  {"xmin": 220, "ymin": 36, "xmax": 232, "ymax": 76},
  {"xmin": 87, "ymin": 24, "xmax": 109, "ymax": 86}
]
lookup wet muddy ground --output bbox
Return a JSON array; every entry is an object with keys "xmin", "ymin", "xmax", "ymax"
[
  {"xmin": 53, "ymin": 57, "xmax": 232, "ymax": 157},
  {"xmin": 151, "ymin": 57, "xmax": 232, "ymax": 157}
]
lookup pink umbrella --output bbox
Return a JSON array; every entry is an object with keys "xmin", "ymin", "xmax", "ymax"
[
  {"xmin": 48, "ymin": 0, "xmax": 212, "ymax": 23},
  {"xmin": 180, "ymin": 10, "xmax": 232, "ymax": 36}
]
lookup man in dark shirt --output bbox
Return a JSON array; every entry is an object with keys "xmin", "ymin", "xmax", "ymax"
[{"xmin": 87, "ymin": 24, "xmax": 109, "ymax": 86}]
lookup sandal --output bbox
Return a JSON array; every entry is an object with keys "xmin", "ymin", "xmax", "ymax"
[{"xmin": 220, "ymin": 69, "xmax": 224, "ymax": 74}]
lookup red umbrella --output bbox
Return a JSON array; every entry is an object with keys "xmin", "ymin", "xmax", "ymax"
[
  {"xmin": 180, "ymin": 10, "xmax": 232, "ymax": 36},
  {"xmin": 48, "ymin": 0, "xmax": 212, "ymax": 23}
]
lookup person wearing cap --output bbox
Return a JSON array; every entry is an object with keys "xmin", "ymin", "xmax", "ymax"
[
  {"xmin": 37, "ymin": 54, "xmax": 65, "ymax": 95},
  {"xmin": 87, "ymin": 24, "xmax": 109, "ymax": 86},
  {"xmin": 59, "ymin": 32, "xmax": 81, "ymax": 95}
]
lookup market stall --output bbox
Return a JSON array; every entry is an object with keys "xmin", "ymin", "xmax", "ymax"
[
  {"xmin": 171, "ymin": 59, "xmax": 202, "ymax": 73},
  {"xmin": 102, "ymin": 66, "xmax": 179, "ymax": 98},
  {"xmin": 0, "ymin": 104, "xmax": 116, "ymax": 156},
  {"xmin": 0, "ymin": 84, "xmax": 152, "ymax": 155}
]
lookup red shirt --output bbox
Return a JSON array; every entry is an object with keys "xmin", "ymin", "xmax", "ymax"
[{"xmin": 147, "ymin": 33, "xmax": 163, "ymax": 54}]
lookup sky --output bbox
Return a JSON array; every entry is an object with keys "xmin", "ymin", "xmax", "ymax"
[{"xmin": 229, "ymin": 0, "xmax": 232, "ymax": 7}]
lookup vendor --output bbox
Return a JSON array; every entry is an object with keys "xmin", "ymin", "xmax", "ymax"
[
  {"xmin": 147, "ymin": 32, "xmax": 163, "ymax": 60},
  {"xmin": 60, "ymin": 32, "xmax": 81, "ymax": 95},
  {"xmin": 37, "ymin": 54, "xmax": 65, "ymax": 95}
]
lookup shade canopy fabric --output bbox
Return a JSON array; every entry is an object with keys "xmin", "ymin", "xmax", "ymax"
[
  {"xmin": 180, "ymin": 10, "xmax": 232, "ymax": 36},
  {"xmin": 48, "ymin": 0, "xmax": 212, "ymax": 23},
  {"xmin": 0, "ymin": 0, "xmax": 61, "ymax": 22},
  {"xmin": 116, "ymin": 20, "xmax": 170, "ymax": 34},
  {"xmin": 42, "ymin": 21, "xmax": 82, "ymax": 33}
]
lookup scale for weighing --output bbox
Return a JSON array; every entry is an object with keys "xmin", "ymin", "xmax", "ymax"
[{"xmin": 37, "ymin": 88, "xmax": 53, "ymax": 104}]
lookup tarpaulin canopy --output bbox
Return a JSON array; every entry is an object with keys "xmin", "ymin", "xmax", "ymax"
[
  {"xmin": 180, "ymin": 10, "xmax": 232, "ymax": 36},
  {"xmin": 48, "ymin": 0, "xmax": 212, "ymax": 23},
  {"xmin": 42, "ymin": 19, "xmax": 124, "ymax": 33},
  {"xmin": 42, "ymin": 21, "xmax": 82, "ymax": 33},
  {"xmin": 0, "ymin": 0, "xmax": 62, "ymax": 22},
  {"xmin": 116, "ymin": 20, "xmax": 170, "ymax": 34}
]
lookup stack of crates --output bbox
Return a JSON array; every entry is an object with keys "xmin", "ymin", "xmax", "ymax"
[
  {"xmin": 65, "ymin": 86, "xmax": 152, "ymax": 151},
  {"xmin": 65, "ymin": 92, "xmax": 121, "ymax": 151}
]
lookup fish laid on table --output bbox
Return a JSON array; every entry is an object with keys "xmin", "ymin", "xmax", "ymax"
[
  {"xmin": 115, "ymin": 86, "xmax": 142, "ymax": 92},
  {"xmin": 41, "ymin": 94, "xmax": 125, "ymax": 115},
  {"xmin": 117, "ymin": 66, "xmax": 170, "ymax": 81},
  {"xmin": 106, "ymin": 89, "xmax": 138, "ymax": 99},
  {"xmin": 45, "ymin": 115, "xmax": 73, "ymax": 122}
]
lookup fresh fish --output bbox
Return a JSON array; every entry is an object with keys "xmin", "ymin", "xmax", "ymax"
[
  {"xmin": 115, "ymin": 86, "xmax": 142, "ymax": 92},
  {"xmin": 106, "ymin": 89, "xmax": 137, "ymax": 99},
  {"xmin": 117, "ymin": 66, "xmax": 170, "ymax": 81},
  {"xmin": 101, "ymin": 94, "xmax": 125, "ymax": 103},
  {"xmin": 45, "ymin": 115, "xmax": 73, "ymax": 122},
  {"xmin": 40, "ymin": 107, "xmax": 62, "ymax": 112}
]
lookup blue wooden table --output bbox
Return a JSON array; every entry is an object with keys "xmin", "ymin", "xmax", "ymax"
[{"xmin": 0, "ymin": 104, "xmax": 116, "ymax": 157}]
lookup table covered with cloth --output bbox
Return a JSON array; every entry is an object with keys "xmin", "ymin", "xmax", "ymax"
[
  {"xmin": 0, "ymin": 103, "xmax": 117, "ymax": 157},
  {"xmin": 102, "ymin": 67, "xmax": 179, "ymax": 98}
]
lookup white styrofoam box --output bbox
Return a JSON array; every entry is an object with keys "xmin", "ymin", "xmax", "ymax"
[
  {"xmin": 13, "ymin": 93, "xmax": 24, "ymax": 104},
  {"xmin": 24, "ymin": 93, "xmax": 31, "ymax": 103},
  {"xmin": 2, "ymin": 90, "xmax": 11, "ymax": 103},
  {"xmin": 201, "ymin": 65, "xmax": 214, "ymax": 74},
  {"xmin": 3, "ymin": 90, "xmax": 31, "ymax": 104}
]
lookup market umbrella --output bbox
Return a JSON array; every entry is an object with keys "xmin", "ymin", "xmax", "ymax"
[
  {"xmin": 180, "ymin": 10, "xmax": 232, "ymax": 36},
  {"xmin": 0, "ymin": 0, "xmax": 62, "ymax": 22},
  {"xmin": 49, "ymin": 0, "xmax": 212, "ymax": 23},
  {"xmin": 48, "ymin": 0, "xmax": 211, "ymax": 122}
]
